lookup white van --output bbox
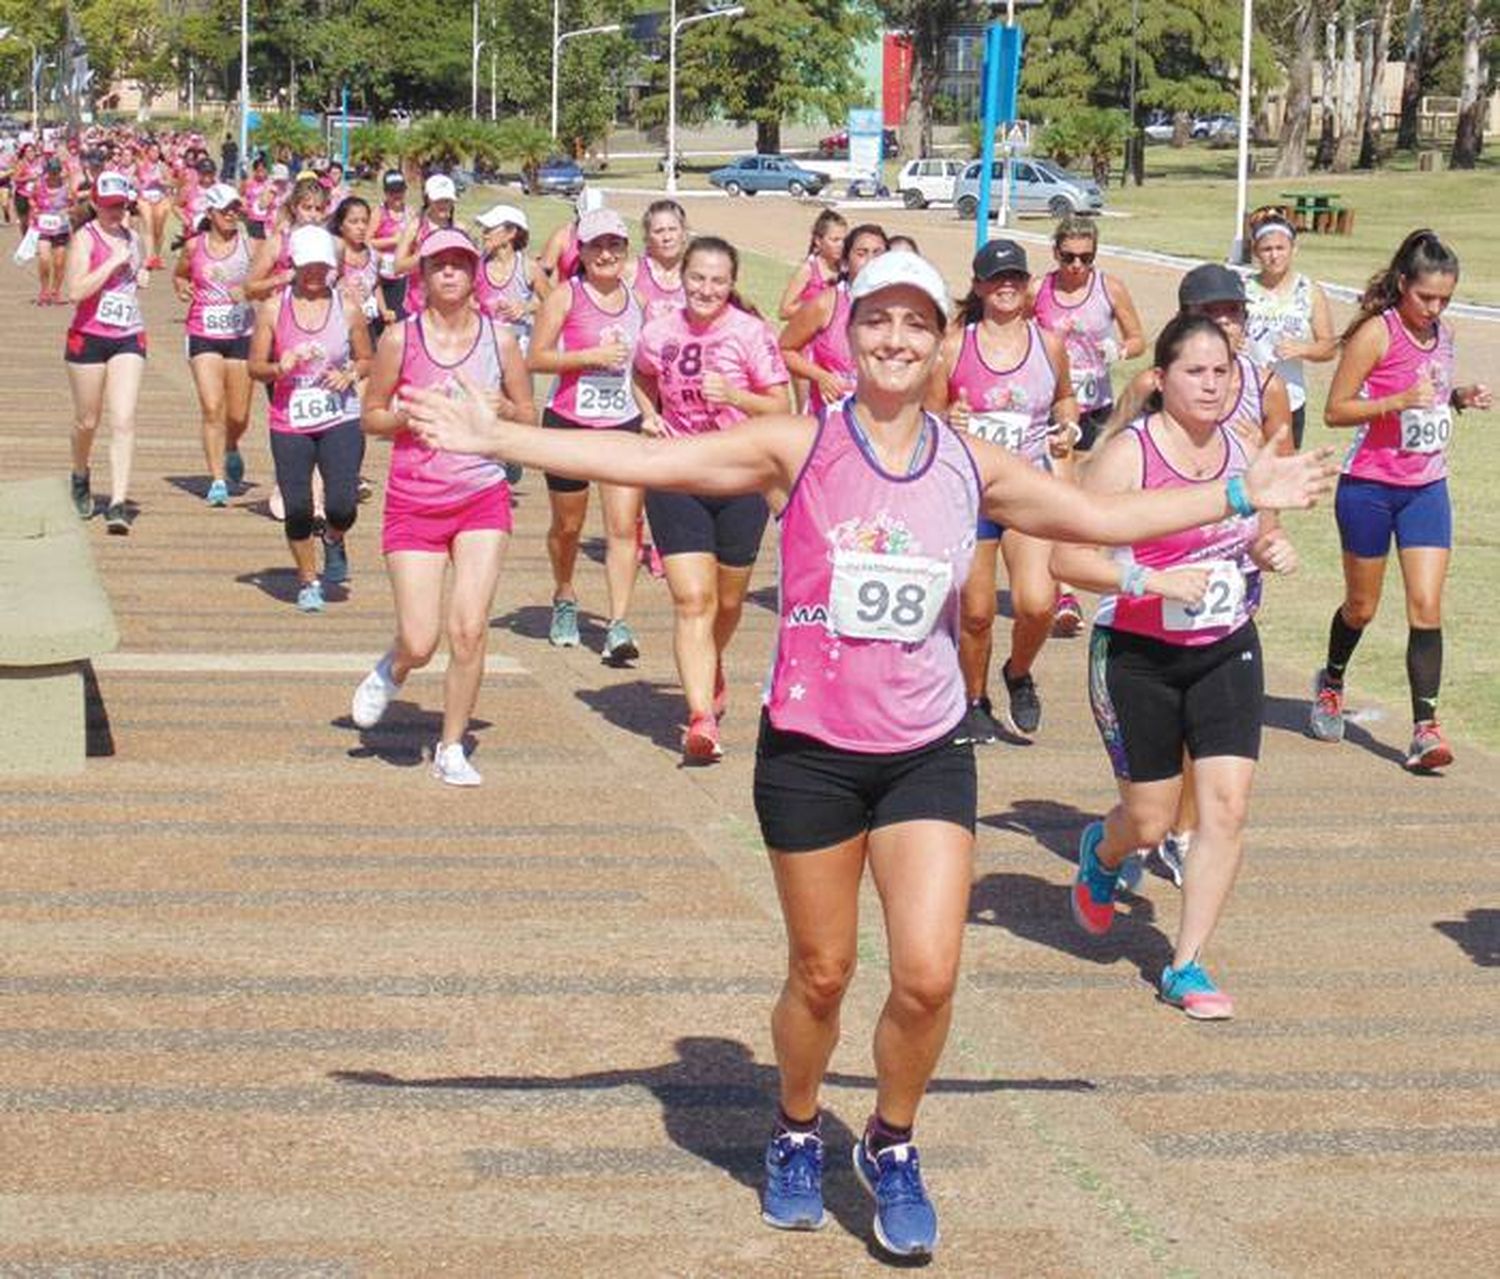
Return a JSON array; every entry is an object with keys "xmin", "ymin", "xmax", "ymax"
[{"xmin": 896, "ymin": 158, "xmax": 963, "ymax": 209}]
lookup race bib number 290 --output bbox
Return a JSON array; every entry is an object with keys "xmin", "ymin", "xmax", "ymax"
[
  {"xmin": 1399, "ymin": 406, "xmax": 1452, "ymax": 455},
  {"xmin": 827, "ymin": 549, "xmax": 953, "ymax": 644}
]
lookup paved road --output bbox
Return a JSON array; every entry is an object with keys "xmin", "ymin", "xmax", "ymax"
[{"xmin": 0, "ymin": 235, "xmax": 1496, "ymax": 1277}]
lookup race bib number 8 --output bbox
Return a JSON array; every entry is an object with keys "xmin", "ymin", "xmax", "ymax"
[
  {"xmin": 1398, "ymin": 406, "xmax": 1452, "ymax": 455},
  {"xmin": 288, "ymin": 386, "xmax": 345, "ymax": 430},
  {"xmin": 96, "ymin": 289, "xmax": 141, "ymax": 330},
  {"xmin": 576, "ymin": 374, "xmax": 629, "ymax": 421},
  {"xmin": 967, "ymin": 410, "xmax": 1031, "ymax": 454},
  {"xmin": 828, "ymin": 550, "xmax": 953, "ymax": 644},
  {"xmin": 201, "ymin": 302, "xmax": 252, "ymax": 335},
  {"xmin": 1162, "ymin": 560, "xmax": 1245, "ymax": 633}
]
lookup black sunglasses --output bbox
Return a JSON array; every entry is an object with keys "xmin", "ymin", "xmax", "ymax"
[{"xmin": 1058, "ymin": 250, "xmax": 1095, "ymax": 266}]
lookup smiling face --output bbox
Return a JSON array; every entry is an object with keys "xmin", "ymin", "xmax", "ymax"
[
  {"xmin": 683, "ymin": 247, "xmax": 735, "ymax": 323},
  {"xmin": 1396, "ymin": 269, "xmax": 1455, "ymax": 335},
  {"xmin": 580, "ymin": 234, "xmax": 628, "ymax": 284},
  {"xmin": 849, "ymin": 284, "xmax": 943, "ymax": 401},
  {"xmin": 1156, "ymin": 330, "xmax": 1233, "ymax": 428},
  {"xmin": 976, "ymin": 270, "xmax": 1030, "ymax": 320}
]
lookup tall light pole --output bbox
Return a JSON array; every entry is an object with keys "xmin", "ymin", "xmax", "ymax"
[
  {"xmin": 471, "ymin": 0, "xmax": 483, "ymax": 120},
  {"xmin": 1230, "ymin": 0, "xmax": 1254, "ymax": 263},
  {"xmin": 238, "ymin": 0, "xmax": 249, "ymax": 176},
  {"xmin": 551, "ymin": 21, "xmax": 621, "ymax": 143},
  {"xmin": 666, "ymin": 2, "xmax": 744, "ymax": 196}
]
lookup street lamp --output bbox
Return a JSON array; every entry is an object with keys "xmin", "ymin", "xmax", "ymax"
[
  {"xmin": 666, "ymin": 2, "xmax": 745, "ymax": 196},
  {"xmin": 238, "ymin": 0, "xmax": 249, "ymax": 178},
  {"xmin": 551, "ymin": 21, "xmax": 622, "ymax": 143},
  {"xmin": 1229, "ymin": 0, "xmax": 1253, "ymax": 263},
  {"xmin": 0, "ymin": 26, "xmax": 41, "ymax": 133},
  {"xmin": 471, "ymin": 0, "xmax": 483, "ymax": 120}
]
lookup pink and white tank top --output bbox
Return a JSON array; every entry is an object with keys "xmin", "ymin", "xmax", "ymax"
[
  {"xmin": 33, "ymin": 181, "xmax": 71, "ymax": 237},
  {"xmin": 546, "ymin": 279, "xmax": 643, "ymax": 428},
  {"xmin": 475, "ymin": 252, "xmax": 535, "ymax": 346},
  {"xmin": 402, "ymin": 219, "xmax": 444, "ymax": 314},
  {"xmin": 634, "ymin": 304, "xmax": 788, "ymax": 437},
  {"xmin": 374, "ymin": 204, "xmax": 408, "ymax": 279},
  {"xmin": 1095, "ymin": 418, "xmax": 1261, "ymax": 647},
  {"xmin": 242, "ymin": 178, "xmax": 270, "ymax": 229},
  {"xmin": 765, "ymin": 401, "xmax": 981, "ymax": 752},
  {"xmin": 267, "ymin": 290, "xmax": 358, "ymax": 435},
  {"xmin": 340, "ymin": 245, "xmax": 380, "ymax": 321},
  {"xmin": 186, "ymin": 232, "xmax": 253, "ymax": 340},
  {"xmin": 1343, "ymin": 310, "xmax": 1456, "ymax": 488},
  {"xmin": 556, "ymin": 228, "xmax": 581, "ymax": 280},
  {"xmin": 388, "ymin": 313, "xmax": 507, "ymax": 507},
  {"xmin": 798, "ymin": 253, "xmax": 835, "ymax": 305},
  {"xmin": 136, "ymin": 161, "xmax": 167, "ymax": 202},
  {"xmin": 632, "ymin": 257, "xmax": 686, "ymax": 324},
  {"xmin": 1033, "ymin": 270, "xmax": 1117, "ymax": 410},
  {"xmin": 1219, "ymin": 354, "xmax": 1268, "ymax": 451},
  {"xmin": 946, "ymin": 320, "xmax": 1057, "ymax": 468},
  {"xmin": 805, "ymin": 283, "xmax": 856, "ymax": 416},
  {"xmin": 72, "ymin": 224, "xmax": 144, "ymax": 338}
]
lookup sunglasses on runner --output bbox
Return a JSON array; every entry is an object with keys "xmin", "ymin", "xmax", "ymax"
[{"xmin": 1058, "ymin": 250, "xmax": 1095, "ymax": 266}]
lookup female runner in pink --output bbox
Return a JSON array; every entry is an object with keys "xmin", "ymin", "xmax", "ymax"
[
  {"xmin": 626, "ymin": 199, "xmax": 688, "ymax": 323},
  {"xmin": 353, "ymin": 227, "xmax": 535, "ymax": 787},
  {"xmin": 633, "ymin": 235, "xmax": 790, "ymax": 761},
  {"xmin": 173, "ymin": 184, "xmax": 255, "ymax": 506},
  {"xmin": 30, "ymin": 157, "xmax": 73, "ymax": 305},
  {"xmin": 1310, "ymin": 230, "xmax": 1491, "ymax": 771},
  {"xmin": 405, "ymin": 249, "xmax": 1336, "ymax": 1261},
  {"xmin": 528, "ymin": 206, "xmax": 648, "ymax": 663},
  {"xmin": 392, "ymin": 173, "xmax": 457, "ymax": 315},
  {"xmin": 62, "ymin": 170, "xmax": 151, "ymax": 534},
  {"xmin": 777, "ymin": 209, "xmax": 847, "ymax": 320},
  {"xmin": 246, "ymin": 176, "xmax": 330, "ymax": 301},
  {"xmin": 370, "ymin": 169, "xmax": 413, "ymax": 322},
  {"xmin": 247, "ymin": 225, "xmax": 372, "ymax": 613},
  {"xmin": 240, "ymin": 154, "xmax": 272, "ymax": 241},
  {"xmin": 929, "ymin": 238, "xmax": 1078, "ymax": 743},
  {"xmin": 778, "ymin": 223, "xmax": 887, "ymax": 416},
  {"xmin": 135, "ymin": 140, "xmax": 174, "ymax": 269},
  {"xmin": 473, "ymin": 203, "xmax": 547, "ymax": 353}
]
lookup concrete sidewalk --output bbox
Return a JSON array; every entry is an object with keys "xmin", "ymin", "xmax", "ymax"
[{"xmin": 0, "ymin": 242, "xmax": 1496, "ymax": 1277}]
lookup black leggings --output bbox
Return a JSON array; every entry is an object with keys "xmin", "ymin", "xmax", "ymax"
[{"xmin": 269, "ymin": 418, "xmax": 365, "ymax": 542}]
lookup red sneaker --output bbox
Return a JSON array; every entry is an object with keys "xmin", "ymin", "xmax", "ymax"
[
  {"xmin": 683, "ymin": 713, "xmax": 723, "ymax": 763},
  {"xmin": 1405, "ymin": 720, "xmax": 1453, "ymax": 772},
  {"xmin": 1052, "ymin": 592, "xmax": 1084, "ymax": 638}
]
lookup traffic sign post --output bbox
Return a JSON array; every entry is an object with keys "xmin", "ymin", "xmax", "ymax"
[{"xmin": 975, "ymin": 21, "xmax": 1023, "ymax": 249}]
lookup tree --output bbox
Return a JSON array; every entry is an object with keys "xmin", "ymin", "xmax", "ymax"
[
  {"xmin": 1397, "ymin": 0, "xmax": 1425, "ymax": 147},
  {"xmin": 78, "ymin": 0, "xmax": 176, "ymax": 116},
  {"xmin": 1037, "ymin": 107, "xmax": 1129, "ymax": 182},
  {"xmin": 1266, "ymin": 0, "xmax": 1323, "ymax": 176},
  {"xmin": 1358, "ymin": 0, "xmax": 1395, "ymax": 167},
  {"xmin": 251, "ymin": 111, "xmax": 320, "ymax": 161},
  {"xmin": 686, "ymin": 0, "xmax": 875, "ymax": 154},
  {"xmin": 1449, "ymin": 0, "xmax": 1497, "ymax": 166}
]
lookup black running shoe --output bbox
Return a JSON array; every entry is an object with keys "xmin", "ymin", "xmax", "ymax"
[{"xmin": 1002, "ymin": 662, "xmax": 1041, "ymax": 736}]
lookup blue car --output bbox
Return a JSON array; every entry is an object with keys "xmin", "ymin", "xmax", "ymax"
[
  {"xmin": 523, "ymin": 155, "xmax": 586, "ymax": 197},
  {"xmin": 707, "ymin": 155, "xmax": 828, "ymax": 198}
]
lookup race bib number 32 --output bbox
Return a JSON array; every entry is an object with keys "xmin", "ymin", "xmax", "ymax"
[
  {"xmin": 1162, "ymin": 560, "xmax": 1245, "ymax": 633},
  {"xmin": 828, "ymin": 549, "xmax": 953, "ymax": 644},
  {"xmin": 1398, "ymin": 405, "xmax": 1452, "ymax": 455},
  {"xmin": 576, "ymin": 374, "xmax": 629, "ymax": 421}
]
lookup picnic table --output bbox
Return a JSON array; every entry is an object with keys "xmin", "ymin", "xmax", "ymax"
[{"xmin": 1279, "ymin": 191, "xmax": 1356, "ymax": 235}]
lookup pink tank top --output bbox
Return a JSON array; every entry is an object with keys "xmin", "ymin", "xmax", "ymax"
[
  {"xmin": 403, "ymin": 220, "xmax": 443, "ymax": 314},
  {"xmin": 340, "ymin": 245, "xmax": 380, "ymax": 322},
  {"xmin": 475, "ymin": 252, "xmax": 535, "ymax": 347},
  {"xmin": 72, "ymin": 223, "xmax": 144, "ymax": 338},
  {"xmin": 186, "ymin": 232, "xmax": 253, "ymax": 340},
  {"xmin": 388, "ymin": 313, "xmax": 507, "ymax": 507},
  {"xmin": 32, "ymin": 180, "xmax": 71, "ymax": 236},
  {"xmin": 1033, "ymin": 269, "xmax": 1117, "ymax": 410},
  {"xmin": 242, "ymin": 178, "xmax": 269, "ymax": 228},
  {"xmin": 946, "ymin": 320, "xmax": 1057, "ymax": 468},
  {"xmin": 798, "ymin": 253, "xmax": 834, "ymax": 304},
  {"xmin": 267, "ymin": 289, "xmax": 358, "ymax": 435},
  {"xmin": 805, "ymin": 283, "xmax": 856, "ymax": 416},
  {"xmin": 374, "ymin": 204, "xmax": 407, "ymax": 279},
  {"xmin": 765, "ymin": 401, "xmax": 981, "ymax": 752},
  {"xmin": 1220, "ymin": 354, "xmax": 1268, "ymax": 450},
  {"xmin": 634, "ymin": 303, "xmax": 788, "ymax": 437},
  {"xmin": 632, "ymin": 257, "xmax": 686, "ymax": 323},
  {"xmin": 546, "ymin": 279, "xmax": 643, "ymax": 427},
  {"xmin": 557, "ymin": 228, "xmax": 581, "ymax": 281},
  {"xmin": 1343, "ymin": 310, "xmax": 1456, "ymax": 488},
  {"xmin": 1095, "ymin": 418, "xmax": 1261, "ymax": 647},
  {"xmin": 136, "ymin": 161, "xmax": 168, "ymax": 202}
]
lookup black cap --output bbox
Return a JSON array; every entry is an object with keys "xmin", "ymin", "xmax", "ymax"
[
  {"xmin": 383, "ymin": 169, "xmax": 407, "ymax": 190},
  {"xmin": 1178, "ymin": 263, "xmax": 1245, "ymax": 309},
  {"xmin": 972, "ymin": 238, "xmax": 1029, "ymax": 280},
  {"xmin": 196, "ymin": 156, "xmax": 217, "ymax": 174}
]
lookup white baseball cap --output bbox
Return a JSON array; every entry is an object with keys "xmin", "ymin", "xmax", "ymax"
[
  {"xmin": 475, "ymin": 203, "xmax": 528, "ymax": 232},
  {"xmin": 289, "ymin": 224, "xmax": 338, "ymax": 269},
  {"xmin": 424, "ymin": 174, "xmax": 457, "ymax": 204},
  {"xmin": 202, "ymin": 183, "xmax": 242, "ymax": 212},
  {"xmin": 847, "ymin": 250, "xmax": 952, "ymax": 321}
]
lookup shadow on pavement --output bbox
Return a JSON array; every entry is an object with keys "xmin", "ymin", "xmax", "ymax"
[
  {"xmin": 1433, "ymin": 908, "xmax": 1499, "ymax": 966},
  {"xmin": 980, "ymin": 798, "xmax": 1094, "ymax": 862},
  {"xmin": 575, "ymin": 679, "xmax": 684, "ymax": 753},
  {"xmin": 236, "ymin": 566, "xmax": 306, "ymax": 606},
  {"xmin": 336, "ymin": 708, "xmax": 490, "ymax": 768},
  {"xmin": 1261, "ymin": 692, "xmax": 1409, "ymax": 769},
  {"xmin": 969, "ymin": 871, "xmax": 1173, "ymax": 984},
  {"xmin": 331, "ymin": 1035, "xmax": 1092, "ymax": 1261}
]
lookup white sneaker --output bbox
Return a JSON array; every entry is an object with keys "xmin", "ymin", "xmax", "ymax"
[
  {"xmin": 432, "ymin": 741, "xmax": 482, "ymax": 787},
  {"xmin": 351, "ymin": 654, "xmax": 400, "ymax": 729}
]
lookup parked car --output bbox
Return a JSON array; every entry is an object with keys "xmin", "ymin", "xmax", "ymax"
[
  {"xmin": 1143, "ymin": 111, "xmax": 1175, "ymax": 143},
  {"xmin": 953, "ymin": 157, "xmax": 1104, "ymax": 220},
  {"xmin": 521, "ymin": 155, "xmax": 585, "ymax": 197},
  {"xmin": 707, "ymin": 155, "xmax": 829, "ymax": 198},
  {"xmin": 896, "ymin": 157, "xmax": 963, "ymax": 208},
  {"xmin": 1192, "ymin": 114, "xmax": 1238, "ymax": 140},
  {"xmin": 817, "ymin": 128, "xmax": 899, "ymax": 159}
]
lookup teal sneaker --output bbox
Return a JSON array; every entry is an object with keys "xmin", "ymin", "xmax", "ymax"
[
  {"xmin": 205, "ymin": 479, "xmax": 229, "ymax": 507},
  {"xmin": 1071, "ymin": 820, "xmax": 1118, "ymax": 936},
  {"xmin": 224, "ymin": 449, "xmax": 245, "ymax": 487},
  {"xmin": 603, "ymin": 618, "xmax": 639, "ymax": 665},
  {"xmin": 548, "ymin": 598, "xmax": 580, "ymax": 648},
  {"xmin": 296, "ymin": 580, "xmax": 325, "ymax": 614},
  {"xmin": 1159, "ymin": 960, "xmax": 1234, "ymax": 1020}
]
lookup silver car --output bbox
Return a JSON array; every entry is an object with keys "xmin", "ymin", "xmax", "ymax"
[{"xmin": 953, "ymin": 157, "xmax": 1105, "ymax": 220}]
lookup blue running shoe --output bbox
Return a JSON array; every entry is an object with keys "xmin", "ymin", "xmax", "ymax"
[
  {"xmin": 1071, "ymin": 819, "xmax": 1118, "ymax": 936},
  {"xmin": 1159, "ymin": 960, "xmax": 1234, "ymax": 1020},
  {"xmin": 224, "ymin": 449, "xmax": 245, "ymax": 487},
  {"xmin": 761, "ymin": 1132, "xmax": 826, "ymax": 1231},
  {"xmin": 549, "ymin": 598, "xmax": 581, "ymax": 648},
  {"xmin": 296, "ymin": 580, "xmax": 325, "ymax": 614},
  {"xmin": 1115, "ymin": 851, "xmax": 1145, "ymax": 891},
  {"xmin": 852, "ymin": 1140, "xmax": 938, "ymax": 1258},
  {"xmin": 322, "ymin": 535, "xmax": 349, "ymax": 586},
  {"xmin": 205, "ymin": 479, "xmax": 229, "ymax": 507}
]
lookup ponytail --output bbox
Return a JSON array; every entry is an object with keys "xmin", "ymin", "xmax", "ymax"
[
  {"xmin": 1343, "ymin": 229, "xmax": 1460, "ymax": 342},
  {"xmin": 806, "ymin": 208, "xmax": 846, "ymax": 256}
]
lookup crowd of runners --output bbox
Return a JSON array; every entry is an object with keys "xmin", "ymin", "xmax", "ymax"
[{"xmin": 4, "ymin": 119, "xmax": 1492, "ymax": 1261}]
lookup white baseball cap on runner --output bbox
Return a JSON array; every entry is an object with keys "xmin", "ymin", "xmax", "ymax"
[
  {"xmin": 289, "ymin": 224, "xmax": 338, "ymax": 269},
  {"xmin": 847, "ymin": 250, "xmax": 952, "ymax": 321},
  {"xmin": 202, "ymin": 183, "xmax": 242, "ymax": 212},
  {"xmin": 475, "ymin": 203, "xmax": 528, "ymax": 232},
  {"xmin": 424, "ymin": 173, "xmax": 457, "ymax": 203}
]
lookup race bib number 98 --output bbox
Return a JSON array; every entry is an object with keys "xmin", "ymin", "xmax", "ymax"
[
  {"xmin": 1162, "ymin": 560, "xmax": 1244, "ymax": 633},
  {"xmin": 1398, "ymin": 406, "xmax": 1452, "ymax": 455},
  {"xmin": 967, "ymin": 410, "xmax": 1031, "ymax": 454},
  {"xmin": 96, "ymin": 289, "xmax": 140, "ymax": 330},
  {"xmin": 576, "ymin": 374, "xmax": 630, "ymax": 421},
  {"xmin": 828, "ymin": 549, "xmax": 953, "ymax": 644}
]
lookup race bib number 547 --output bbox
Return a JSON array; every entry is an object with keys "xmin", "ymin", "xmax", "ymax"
[{"xmin": 828, "ymin": 549, "xmax": 953, "ymax": 644}]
